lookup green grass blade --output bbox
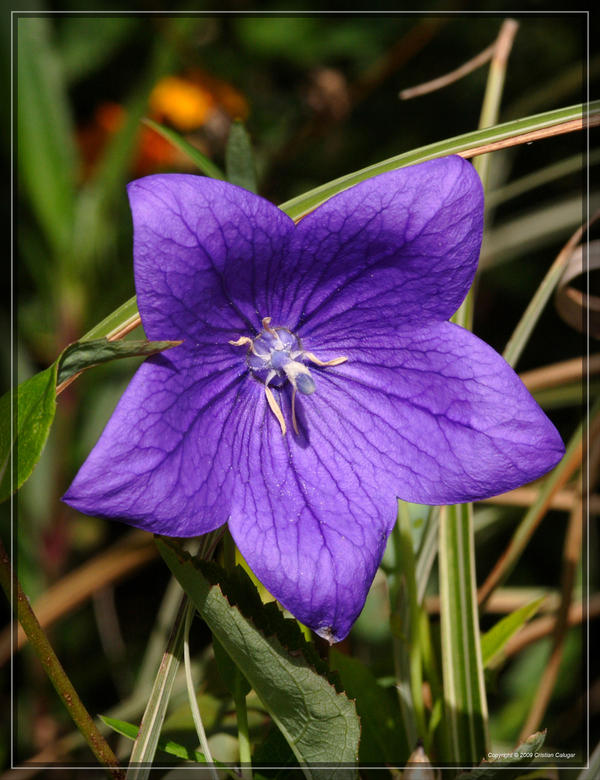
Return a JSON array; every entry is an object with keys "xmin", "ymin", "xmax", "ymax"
[
  {"xmin": 279, "ymin": 102, "xmax": 595, "ymax": 219},
  {"xmin": 126, "ymin": 596, "xmax": 188, "ymax": 779},
  {"xmin": 17, "ymin": 17, "xmax": 78, "ymax": 257},
  {"xmin": 74, "ymin": 103, "xmax": 593, "ymax": 358},
  {"xmin": 143, "ymin": 118, "xmax": 225, "ymax": 180},
  {"xmin": 225, "ymin": 120, "xmax": 258, "ymax": 193},
  {"xmin": 439, "ymin": 503, "xmax": 489, "ymax": 763},
  {"xmin": 81, "ymin": 296, "xmax": 140, "ymax": 342},
  {"xmin": 502, "ymin": 222, "xmax": 583, "ymax": 369},
  {"xmin": 481, "ymin": 597, "xmax": 545, "ymax": 668}
]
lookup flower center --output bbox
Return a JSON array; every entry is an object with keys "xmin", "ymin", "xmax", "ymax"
[{"xmin": 229, "ymin": 317, "xmax": 347, "ymax": 436}]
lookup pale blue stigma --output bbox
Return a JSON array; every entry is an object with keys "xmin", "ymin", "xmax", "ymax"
[{"xmin": 296, "ymin": 373, "xmax": 316, "ymax": 395}]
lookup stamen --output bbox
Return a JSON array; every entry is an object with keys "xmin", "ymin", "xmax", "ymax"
[
  {"xmin": 264, "ymin": 384, "xmax": 286, "ymax": 436},
  {"xmin": 303, "ymin": 351, "xmax": 348, "ymax": 368},
  {"xmin": 261, "ymin": 316, "xmax": 278, "ymax": 337},
  {"xmin": 229, "ymin": 336, "xmax": 253, "ymax": 348}
]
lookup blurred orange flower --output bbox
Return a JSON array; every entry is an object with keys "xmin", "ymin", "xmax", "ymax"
[{"xmin": 78, "ymin": 70, "xmax": 249, "ymax": 177}]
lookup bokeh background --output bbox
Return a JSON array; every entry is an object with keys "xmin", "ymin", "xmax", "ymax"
[{"xmin": 4, "ymin": 11, "xmax": 597, "ymax": 776}]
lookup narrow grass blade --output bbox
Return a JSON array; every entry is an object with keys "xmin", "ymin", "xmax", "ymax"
[
  {"xmin": 143, "ymin": 118, "xmax": 225, "ymax": 180},
  {"xmin": 225, "ymin": 120, "xmax": 258, "ymax": 193},
  {"xmin": 502, "ymin": 222, "xmax": 586, "ymax": 369},
  {"xmin": 439, "ymin": 503, "xmax": 489, "ymax": 764},
  {"xmin": 17, "ymin": 17, "xmax": 78, "ymax": 257},
  {"xmin": 478, "ymin": 412, "xmax": 587, "ymax": 608},
  {"xmin": 481, "ymin": 597, "xmax": 545, "ymax": 668},
  {"xmin": 126, "ymin": 596, "xmax": 187, "ymax": 779},
  {"xmin": 74, "ymin": 103, "xmax": 594, "ymax": 355},
  {"xmin": 279, "ymin": 102, "xmax": 596, "ymax": 219}
]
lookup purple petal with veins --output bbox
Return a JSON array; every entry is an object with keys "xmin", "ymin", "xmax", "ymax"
[{"xmin": 63, "ymin": 157, "xmax": 565, "ymax": 642}]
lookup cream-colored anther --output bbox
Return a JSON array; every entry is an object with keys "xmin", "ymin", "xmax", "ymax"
[
  {"xmin": 261, "ymin": 316, "xmax": 278, "ymax": 337},
  {"xmin": 264, "ymin": 385, "xmax": 286, "ymax": 436},
  {"xmin": 303, "ymin": 351, "xmax": 348, "ymax": 367},
  {"xmin": 228, "ymin": 336, "xmax": 254, "ymax": 349}
]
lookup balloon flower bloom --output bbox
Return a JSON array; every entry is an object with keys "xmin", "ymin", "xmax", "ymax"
[{"xmin": 63, "ymin": 157, "xmax": 564, "ymax": 642}]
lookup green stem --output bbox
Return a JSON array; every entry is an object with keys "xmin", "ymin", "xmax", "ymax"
[
  {"xmin": 0, "ymin": 537, "xmax": 124, "ymax": 779},
  {"xmin": 233, "ymin": 674, "xmax": 253, "ymax": 780},
  {"xmin": 221, "ymin": 528, "xmax": 253, "ymax": 778},
  {"xmin": 126, "ymin": 594, "xmax": 187, "ymax": 779},
  {"xmin": 454, "ymin": 19, "xmax": 518, "ymax": 331},
  {"xmin": 397, "ymin": 504, "xmax": 427, "ymax": 746},
  {"xmin": 183, "ymin": 602, "xmax": 219, "ymax": 780}
]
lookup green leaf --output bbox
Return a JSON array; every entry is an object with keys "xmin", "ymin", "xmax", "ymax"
[
  {"xmin": 143, "ymin": 118, "xmax": 225, "ymax": 180},
  {"xmin": 100, "ymin": 714, "xmax": 236, "ymax": 775},
  {"xmin": 213, "ymin": 635, "xmax": 251, "ymax": 698},
  {"xmin": 455, "ymin": 730, "xmax": 546, "ymax": 779},
  {"xmin": 0, "ymin": 336, "xmax": 180, "ymax": 503},
  {"xmin": 329, "ymin": 648, "xmax": 407, "ymax": 765},
  {"xmin": 17, "ymin": 17, "xmax": 78, "ymax": 256},
  {"xmin": 0, "ymin": 362, "xmax": 58, "ymax": 502},
  {"xmin": 225, "ymin": 120, "xmax": 258, "ymax": 193},
  {"xmin": 157, "ymin": 537, "xmax": 360, "ymax": 778},
  {"xmin": 252, "ymin": 724, "xmax": 300, "ymax": 778},
  {"xmin": 481, "ymin": 597, "xmax": 545, "ymax": 669},
  {"xmin": 56, "ymin": 337, "xmax": 182, "ymax": 386},
  {"xmin": 439, "ymin": 503, "xmax": 489, "ymax": 763}
]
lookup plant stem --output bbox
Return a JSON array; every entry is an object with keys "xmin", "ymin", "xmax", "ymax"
[
  {"xmin": 221, "ymin": 528, "xmax": 253, "ymax": 778},
  {"xmin": 0, "ymin": 537, "xmax": 124, "ymax": 779},
  {"xmin": 233, "ymin": 674, "xmax": 253, "ymax": 780},
  {"xmin": 454, "ymin": 18, "xmax": 518, "ymax": 331},
  {"xmin": 183, "ymin": 602, "xmax": 219, "ymax": 780}
]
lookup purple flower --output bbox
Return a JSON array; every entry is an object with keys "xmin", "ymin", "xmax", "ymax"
[{"xmin": 63, "ymin": 157, "xmax": 564, "ymax": 642}]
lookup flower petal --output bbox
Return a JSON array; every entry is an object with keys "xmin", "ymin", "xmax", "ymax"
[
  {"xmin": 280, "ymin": 156, "xmax": 483, "ymax": 339},
  {"xmin": 62, "ymin": 346, "xmax": 255, "ymax": 536},
  {"xmin": 227, "ymin": 319, "xmax": 563, "ymax": 641},
  {"xmin": 309, "ymin": 320, "xmax": 565, "ymax": 505},
  {"xmin": 128, "ymin": 174, "xmax": 295, "ymax": 342},
  {"xmin": 228, "ymin": 389, "xmax": 398, "ymax": 643}
]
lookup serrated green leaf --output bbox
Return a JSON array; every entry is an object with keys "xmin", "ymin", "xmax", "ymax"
[
  {"xmin": 252, "ymin": 723, "xmax": 300, "ymax": 778},
  {"xmin": 213, "ymin": 635, "xmax": 251, "ymax": 698},
  {"xmin": 0, "ymin": 362, "xmax": 58, "ymax": 502},
  {"xmin": 143, "ymin": 118, "xmax": 225, "ymax": 180},
  {"xmin": 157, "ymin": 537, "xmax": 360, "ymax": 779},
  {"xmin": 56, "ymin": 337, "xmax": 182, "ymax": 386},
  {"xmin": 225, "ymin": 120, "xmax": 258, "ymax": 193},
  {"xmin": 455, "ymin": 730, "xmax": 546, "ymax": 779},
  {"xmin": 481, "ymin": 598, "xmax": 545, "ymax": 669},
  {"xmin": 330, "ymin": 648, "xmax": 407, "ymax": 765}
]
